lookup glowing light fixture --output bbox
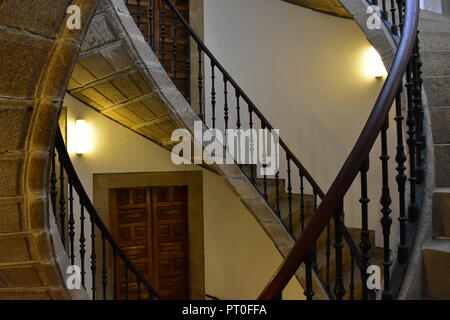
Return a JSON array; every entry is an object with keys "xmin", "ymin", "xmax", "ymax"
[
  {"xmin": 75, "ymin": 119, "xmax": 89, "ymax": 155},
  {"xmin": 364, "ymin": 47, "xmax": 388, "ymax": 79}
]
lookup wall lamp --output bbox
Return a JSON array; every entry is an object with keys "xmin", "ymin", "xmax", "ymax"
[
  {"xmin": 364, "ymin": 47, "xmax": 388, "ymax": 79},
  {"xmin": 74, "ymin": 119, "xmax": 89, "ymax": 156}
]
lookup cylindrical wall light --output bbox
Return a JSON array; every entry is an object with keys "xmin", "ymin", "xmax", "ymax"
[
  {"xmin": 75, "ymin": 119, "xmax": 89, "ymax": 155},
  {"xmin": 364, "ymin": 47, "xmax": 388, "ymax": 79}
]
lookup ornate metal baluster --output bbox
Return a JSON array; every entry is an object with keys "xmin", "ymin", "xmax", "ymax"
[
  {"xmin": 185, "ymin": 34, "xmax": 191, "ymax": 103},
  {"xmin": 312, "ymin": 192, "xmax": 318, "ymax": 270},
  {"xmin": 262, "ymin": 123, "xmax": 268, "ymax": 200},
  {"xmin": 275, "ymin": 171, "xmax": 281, "ymax": 218},
  {"xmin": 248, "ymin": 106, "xmax": 255, "ymax": 183},
  {"xmin": 197, "ymin": 46, "xmax": 204, "ymax": 122},
  {"xmin": 326, "ymin": 221, "xmax": 331, "ymax": 292},
  {"xmin": 136, "ymin": 0, "xmax": 141, "ymax": 32},
  {"xmin": 381, "ymin": 0, "xmax": 388, "ymax": 20},
  {"xmin": 380, "ymin": 118, "xmax": 393, "ymax": 300},
  {"xmin": 90, "ymin": 216, "xmax": 96, "ymax": 300},
  {"xmin": 286, "ymin": 156, "xmax": 293, "ymax": 234},
  {"xmin": 349, "ymin": 255, "xmax": 355, "ymax": 300},
  {"xmin": 160, "ymin": 0, "xmax": 167, "ymax": 69},
  {"xmin": 304, "ymin": 252, "xmax": 315, "ymax": 300},
  {"xmin": 148, "ymin": 0, "xmax": 154, "ymax": 48},
  {"xmin": 334, "ymin": 200, "xmax": 345, "ymax": 300},
  {"xmin": 113, "ymin": 249, "xmax": 118, "ymax": 300},
  {"xmin": 236, "ymin": 90, "xmax": 241, "ymax": 129},
  {"xmin": 405, "ymin": 60, "xmax": 418, "ymax": 222},
  {"xmin": 413, "ymin": 35, "xmax": 425, "ymax": 184},
  {"xmin": 50, "ymin": 150, "xmax": 57, "ymax": 216},
  {"xmin": 79, "ymin": 203, "xmax": 86, "ymax": 288},
  {"xmin": 390, "ymin": 0, "xmax": 398, "ymax": 35},
  {"xmin": 173, "ymin": 12, "xmax": 178, "ymax": 86},
  {"xmin": 68, "ymin": 180, "xmax": 75, "ymax": 265},
  {"xmin": 211, "ymin": 61, "xmax": 216, "ymax": 128},
  {"xmin": 58, "ymin": 153, "xmax": 66, "ymax": 247},
  {"xmin": 395, "ymin": 85, "xmax": 408, "ymax": 264},
  {"xmin": 224, "ymin": 76, "xmax": 229, "ymax": 136},
  {"xmin": 101, "ymin": 232, "xmax": 107, "ymax": 300},
  {"xmin": 359, "ymin": 157, "xmax": 371, "ymax": 300},
  {"xmin": 300, "ymin": 173, "xmax": 305, "ymax": 231}
]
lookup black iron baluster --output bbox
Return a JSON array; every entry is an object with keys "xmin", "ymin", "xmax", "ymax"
[
  {"xmin": 112, "ymin": 249, "xmax": 118, "ymax": 300},
  {"xmin": 405, "ymin": 60, "xmax": 418, "ymax": 222},
  {"xmin": 325, "ymin": 221, "xmax": 331, "ymax": 292},
  {"xmin": 248, "ymin": 107, "xmax": 255, "ymax": 183},
  {"xmin": 101, "ymin": 232, "xmax": 107, "ymax": 300},
  {"xmin": 148, "ymin": 0, "xmax": 154, "ymax": 48},
  {"xmin": 136, "ymin": 0, "xmax": 141, "ymax": 32},
  {"xmin": 125, "ymin": 266, "xmax": 129, "ymax": 300},
  {"xmin": 211, "ymin": 61, "xmax": 216, "ymax": 129},
  {"xmin": 359, "ymin": 157, "xmax": 371, "ymax": 300},
  {"xmin": 312, "ymin": 192, "xmax": 318, "ymax": 270},
  {"xmin": 300, "ymin": 173, "xmax": 305, "ymax": 231},
  {"xmin": 389, "ymin": 0, "xmax": 398, "ymax": 35},
  {"xmin": 236, "ymin": 90, "xmax": 241, "ymax": 129},
  {"xmin": 413, "ymin": 35, "xmax": 425, "ymax": 184},
  {"xmin": 286, "ymin": 156, "xmax": 293, "ymax": 234},
  {"xmin": 50, "ymin": 150, "xmax": 57, "ymax": 216},
  {"xmin": 90, "ymin": 216, "xmax": 96, "ymax": 300},
  {"xmin": 380, "ymin": 118, "xmax": 393, "ymax": 300},
  {"xmin": 197, "ymin": 46, "xmax": 204, "ymax": 122},
  {"xmin": 224, "ymin": 77, "xmax": 229, "ymax": 133},
  {"xmin": 349, "ymin": 256, "xmax": 355, "ymax": 300},
  {"xmin": 262, "ymin": 123, "xmax": 268, "ymax": 200},
  {"xmin": 395, "ymin": 85, "xmax": 408, "ymax": 264},
  {"xmin": 79, "ymin": 203, "xmax": 86, "ymax": 288},
  {"xmin": 185, "ymin": 35, "xmax": 191, "ymax": 103},
  {"xmin": 68, "ymin": 180, "xmax": 75, "ymax": 266},
  {"xmin": 334, "ymin": 199, "xmax": 345, "ymax": 300},
  {"xmin": 275, "ymin": 171, "xmax": 281, "ymax": 218},
  {"xmin": 160, "ymin": 0, "xmax": 167, "ymax": 69},
  {"xmin": 58, "ymin": 153, "xmax": 66, "ymax": 247},
  {"xmin": 173, "ymin": 12, "xmax": 178, "ymax": 86},
  {"xmin": 381, "ymin": 0, "xmax": 389, "ymax": 20},
  {"xmin": 304, "ymin": 252, "xmax": 315, "ymax": 300}
]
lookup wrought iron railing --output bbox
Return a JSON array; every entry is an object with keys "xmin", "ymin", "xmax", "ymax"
[
  {"xmin": 50, "ymin": 128, "xmax": 161, "ymax": 300},
  {"xmin": 124, "ymin": 0, "xmax": 377, "ymax": 299},
  {"xmin": 259, "ymin": 0, "xmax": 426, "ymax": 300}
]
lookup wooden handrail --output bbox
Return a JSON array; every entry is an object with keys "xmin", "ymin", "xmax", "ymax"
[{"xmin": 258, "ymin": 0, "xmax": 420, "ymax": 300}]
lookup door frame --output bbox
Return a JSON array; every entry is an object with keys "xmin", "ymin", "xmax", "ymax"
[{"xmin": 92, "ymin": 171, "xmax": 204, "ymax": 299}]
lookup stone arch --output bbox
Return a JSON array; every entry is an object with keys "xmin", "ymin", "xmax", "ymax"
[{"xmin": 0, "ymin": 0, "xmax": 99, "ymax": 299}]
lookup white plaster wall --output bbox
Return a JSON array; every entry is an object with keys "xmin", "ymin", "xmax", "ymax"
[
  {"xmin": 421, "ymin": 0, "xmax": 443, "ymax": 13},
  {"xmin": 202, "ymin": 0, "xmax": 402, "ymax": 247},
  {"xmin": 64, "ymin": 93, "xmax": 304, "ymax": 300}
]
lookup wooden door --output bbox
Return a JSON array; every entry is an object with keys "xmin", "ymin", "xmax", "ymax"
[{"xmin": 110, "ymin": 186, "xmax": 189, "ymax": 300}]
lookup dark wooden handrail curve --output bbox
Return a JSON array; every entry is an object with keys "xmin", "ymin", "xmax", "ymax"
[
  {"xmin": 55, "ymin": 128, "xmax": 161, "ymax": 299},
  {"xmin": 258, "ymin": 0, "xmax": 420, "ymax": 299}
]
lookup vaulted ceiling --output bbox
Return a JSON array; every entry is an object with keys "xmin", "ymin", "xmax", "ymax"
[{"xmin": 282, "ymin": 0, "xmax": 351, "ymax": 18}]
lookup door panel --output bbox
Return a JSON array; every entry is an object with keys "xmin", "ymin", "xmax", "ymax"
[{"xmin": 110, "ymin": 186, "xmax": 189, "ymax": 300}]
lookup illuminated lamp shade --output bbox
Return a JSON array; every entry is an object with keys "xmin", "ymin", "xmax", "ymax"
[
  {"xmin": 364, "ymin": 47, "xmax": 388, "ymax": 79},
  {"xmin": 74, "ymin": 120, "xmax": 89, "ymax": 155}
]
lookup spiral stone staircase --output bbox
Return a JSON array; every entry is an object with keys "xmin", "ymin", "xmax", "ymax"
[{"xmin": 0, "ymin": 0, "xmax": 448, "ymax": 300}]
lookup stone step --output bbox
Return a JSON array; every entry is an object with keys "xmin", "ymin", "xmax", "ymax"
[
  {"xmin": 429, "ymin": 107, "xmax": 450, "ymax": 144},
  {"xmin": 434, "ymin": 145, "xmax": 450, "ymax": 188},
  {"xmin": 422, "ymin": 240, "xmax": 450, "ymax": 299},
  {"xmin": 419, "ymin": 17, "xmax": 450, "ymax": 32},
  {"xmin": 420, "ymin": 31, "xmax": 450, "ymax": 51},
  {"xmin": 422, "ymin": 51, "xmax": 450, "ymax": 77},
  {"xmin": 423, "ymin": 76, "xmax": 450, "ymax": 106},
  {"xmin": 433, "ymin": 191, "xmax": 450, "ymax": 238}
]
